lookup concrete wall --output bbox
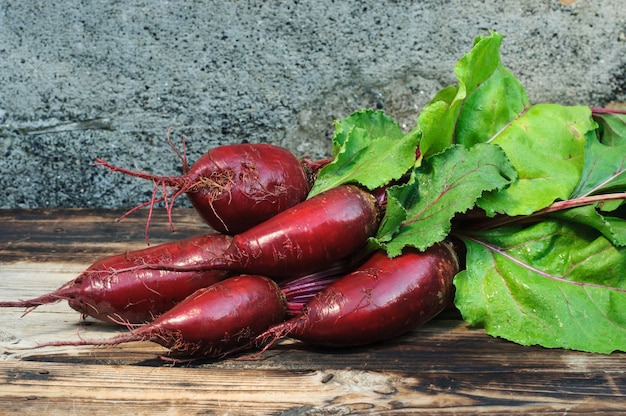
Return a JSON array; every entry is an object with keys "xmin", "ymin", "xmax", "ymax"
[{"xmin": 1, "ymin": 0, "xmax": 625, "ymax": 209}]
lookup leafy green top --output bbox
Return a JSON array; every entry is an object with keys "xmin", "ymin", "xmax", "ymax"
[{"xmin": 310, "ymin": 30, "xmax": 626, "ymax": 354}]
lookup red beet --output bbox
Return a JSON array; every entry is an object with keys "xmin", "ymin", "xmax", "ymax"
[
  {"xmin": 256, "ymin": 243, "xmax": 460, "ymax": 349},
  {"xmin": 158, "ymin": 184, "xmax": 381, "ymax": 280},
  {"xmin": 37, "ymin": 275, "xmax": 287, "ymax": 358},
  {"xmin": 96, "ymin": 137, "xmax": 315, "ymax": 237},
  {"xmin": 0, "ymin": 234, "xmax": 233, "ymax": 324}
]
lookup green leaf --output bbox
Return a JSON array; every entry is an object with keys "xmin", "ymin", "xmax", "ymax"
[
  {"xmin": 418, "ymin": 31, "xmax": 529, "ymax": 158},
  {"xmin": 372, "ymin": 172, "xmax": 419, "ymax": 249},
  {"xmin": 329, "ymin": 109, "xmax": 405, "ymax": 156},
  {"xmin": 570, "ymin": 128, "xmax": 626, "ymax": 198},
  {"xmin": 549, "ymin": 204, "xmax": 626, "ymax": 246},
  {"xmin": 417, "ymin": 86, "xmax": 460, "ymax": 159},
  {"xmin": 372, "ymin": 143, "xmax": 516, "ymax": 256},
  {"xmin": 476, "ymin": 104, "xmax": 595, "ymax": 216},
  {"xmin": 309, "ymin": 109, "xmax": 418, "ymax": 197},
  {"xmin": 593, "ymin": 111, "xmax": 626, "ymax": 146},
  {"xmin": 454, "ymin": 61, "xmax": 529, "ymax": 147},
  {"xmin": 454, "ymin": 220, "xmax": 626, "ymax": 354}
]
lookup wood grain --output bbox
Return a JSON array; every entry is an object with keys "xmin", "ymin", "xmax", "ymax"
[
  {"xmin": 0, "ymin": 208, "xmax": 207, "ymax": 263},
  {"xmin": 1, "ymin": 208, "xmax": 625, "ymax": 415}
]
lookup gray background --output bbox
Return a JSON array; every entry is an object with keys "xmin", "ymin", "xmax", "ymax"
[{"xmin": 1, "ymin": 0, "xmax": 625, "ymax": 209}]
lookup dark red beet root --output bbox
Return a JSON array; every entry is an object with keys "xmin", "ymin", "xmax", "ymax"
[
  {"xmin": 0, "ymin": 234, "xmax": 233, "ymax": 324},
  {"xmin": 37, "ymin": 275, "xmax": 287, "ymax": 358},
  {"xmin": 96, "ymin": 138, "xmax": 314, "ymax": 236},
  {"xmin": 257, "ymin": 243, "xmax": 460, "ymax": 349},
  {"xmin": 141, "ymin": 185, "xmax": 380, "ymax": 280},
  {"xmin": 66, "ymin": 268, "xmax": 231, "ymax": 324},
  {"xmin": 185, "ymin": 143, "xmax": 314, "ymax": 234},
  {"xmin": 191, "ymin": 184, "xmax": 381, "ymax": 279}
]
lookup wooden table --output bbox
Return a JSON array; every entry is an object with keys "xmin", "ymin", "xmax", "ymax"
[{"xmin": 1, "ymin": 208, "xmax": 624, "ymax": 415}]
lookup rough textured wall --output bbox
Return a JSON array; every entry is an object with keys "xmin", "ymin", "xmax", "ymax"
[{"xmin": 1, "ymin": 0, "xmax": 625, "ymax": 208}]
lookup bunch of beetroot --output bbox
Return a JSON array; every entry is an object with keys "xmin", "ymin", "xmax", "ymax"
[{"xmin": 1, "ymin": 139, "xmax": 459, "ymax": 360}]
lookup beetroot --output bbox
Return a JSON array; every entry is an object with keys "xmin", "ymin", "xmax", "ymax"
[
  {"xmin": 256, "ymin": 243, "xmax": 460, "ymax": 349},
  {"xmin": 0, "ymin": 234, "xmax": 232, "ymax": 324},
  {"xmin": 155, "ymin": 185, "xmax": 381, "ymax": 280},
  {"xmin": 36, "ymin": 275, "xmax": 287, "ymax": 358},
  {"xmin": 96, "ymin": 137, "xmax": 315, "ymax": 237}
]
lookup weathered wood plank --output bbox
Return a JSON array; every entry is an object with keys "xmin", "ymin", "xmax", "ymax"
[
  {"xmin": 0, "ymin": 208, "xmax": 208, "ymax": 263},
  {"xmin": 1, "ymin": 358, "xmax": 625, "ymax": 415}
]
